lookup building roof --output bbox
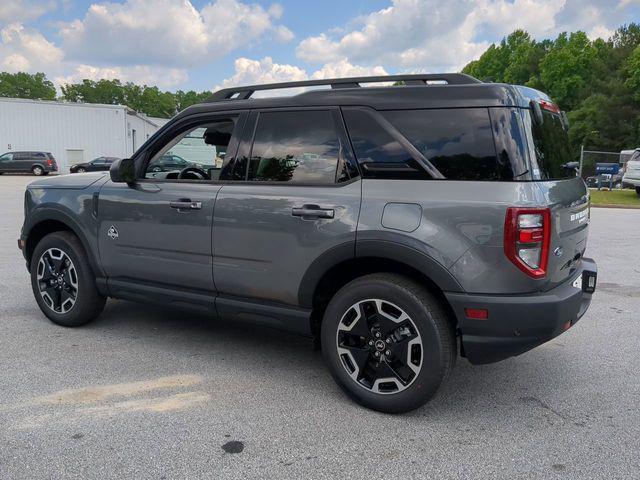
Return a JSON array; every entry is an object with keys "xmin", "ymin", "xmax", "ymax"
[{"xmin": 0, "ymin": 96, "xmax": 160, "ymax": 127}]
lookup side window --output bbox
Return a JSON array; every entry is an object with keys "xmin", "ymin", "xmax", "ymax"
[
  {"xmin": 34, "ymin": 152, "xmax": 46, "ymax": 158},
  {"xmin": 382, "ymin": 109, "xmax": 501, "ymax": 181},
  {"xmin": 0, "ymin": 153, "xmax": 13, "ymax": 163},
  {"xmin": 342, "ymin": 109, "xmax": 429, "ymax": 180},
  {"xmin": 145, "ymin": 118, "xmax": 238, "ymax": 181},
  {"xmin": 247, "ymin": 110, "xmax": 340, "ymax": 183}
]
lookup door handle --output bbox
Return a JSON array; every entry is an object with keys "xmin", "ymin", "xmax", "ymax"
[
  {"xmin": 292, "ymin": 205, "xmax": 335, "ymax": 219},
  {"xmin": 170, "ymin": 199, "xmax": 202, "ymax": 210}
]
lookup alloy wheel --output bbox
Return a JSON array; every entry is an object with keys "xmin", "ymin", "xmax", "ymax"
[
  {"xmin": 33, "ymin": 166, "xmax": 43, "ymax": 176},
  {"xmin": 36, "ymin": 248, "xmax": 79, "ymax": 314},
  {"xmin": 336, "ymin": 299, "xmax": 423, "ymax": 394}
]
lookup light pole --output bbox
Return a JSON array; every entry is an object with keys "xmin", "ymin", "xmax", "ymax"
[{"xmin": 579, "ymin": 130, "xmax": 599, "ymax": 178}]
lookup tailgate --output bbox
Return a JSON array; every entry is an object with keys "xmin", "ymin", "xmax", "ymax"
[{"xmin": 536, "ymin": 176, "xmax": 589, "ymax": 291}]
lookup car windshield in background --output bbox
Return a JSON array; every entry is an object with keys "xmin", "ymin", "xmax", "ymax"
[{"xmin": 528, "ymin": 109, "xmax": 574, "ymax": 180}]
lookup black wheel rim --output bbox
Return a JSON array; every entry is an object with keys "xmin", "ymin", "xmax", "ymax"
[
  {"xmin": 36, "ymin": 248, "xmax": 78, "ymax": 314},
  {"xmin": 336, "ymin": 299, "xmax": 423, "ymax": 394}
]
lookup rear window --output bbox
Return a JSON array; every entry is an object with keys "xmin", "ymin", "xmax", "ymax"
[
  {"xmin": 528, "ymin": 110, "xmax": 574, "ymax": 180},
  {"xmin": 382, "ymin": 108, "xmax": 501, "ymax": 181}
]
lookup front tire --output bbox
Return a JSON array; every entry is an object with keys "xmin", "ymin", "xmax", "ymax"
[
  {"xmin": 30, "ymin": 231, "xmax": 106, "ymax": 327},
  {"xmin": 321, "ymin": 273, "xmax": 456, "ymax": 413}
]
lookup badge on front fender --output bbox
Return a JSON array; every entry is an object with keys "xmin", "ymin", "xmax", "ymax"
[{"xmin": 107, "ymin": 225, "xmax": 119, "ymax": 240}]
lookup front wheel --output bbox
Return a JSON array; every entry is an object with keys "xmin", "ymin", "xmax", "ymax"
[
  {"xmin": 321, "ymin": 273, "xmax": 456, "ymax": 413},
  {"xmin": 77, "ymin": 167, "xmax": 86, "ymax": 173},
  {"xmin": 30, "ymin": 231, "xmax": 106, "ymax": 327}
]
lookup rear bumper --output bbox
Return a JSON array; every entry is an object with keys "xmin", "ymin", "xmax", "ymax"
[{"xmin": 445, "ymin": 258, "xmax": 597, "ymax": 365}]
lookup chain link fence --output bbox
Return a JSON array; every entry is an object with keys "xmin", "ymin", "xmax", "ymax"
[{"xmin": 579, "ymin": 150, "xmax": 622, "ymax": 185}]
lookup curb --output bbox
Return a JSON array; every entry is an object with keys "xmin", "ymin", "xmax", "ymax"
[{"xmin": 591, "ymin": 203, "xmax": 640, "ymax": 209}]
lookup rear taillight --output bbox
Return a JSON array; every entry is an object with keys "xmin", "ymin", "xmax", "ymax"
[
  {"xmin": 504, "ymin": 207, "xmax": 551, "ymax": 278},
  {"xmin": 47, "ymin": 159, "xmax": 53, "ymax": 166}
]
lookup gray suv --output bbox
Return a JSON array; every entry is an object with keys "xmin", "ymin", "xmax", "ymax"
[
  {"xmin": 0, "ymin": 151, "xmax": 58, "ymax": 175},
  {"xmin": 19, "ymin": 74, "xmax": 597, "ymax": 413}
]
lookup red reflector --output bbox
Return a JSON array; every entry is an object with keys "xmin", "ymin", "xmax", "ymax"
[
  {"xmin": 518, "ymin": 228, "xmax": 544, "ymax": 243},
  {"xmin": 563, "ymin": 321, "xmax": 571, "ymax": 331},
  {"xmin": 465, "ymin": 308, "xmax": 488, "ymax": 320}
]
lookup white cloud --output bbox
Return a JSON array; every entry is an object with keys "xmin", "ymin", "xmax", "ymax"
[
  {"xmin": 60, "ymin": 0, "xmax": 292, "ymax": 68},
  {"xmin": 310, "ymin": 59, "xmax": 388, "ymax": 79},
  {"xmin": 215, "ymin": 56, "xmax": 388, "ymax": 93},
  {"xmin": 55, "ymin": 64, "xmax": 189, "ymax": 90},
  {"xmin": 296, "ymin": 0, "xmax": 635, "ymax": 72},
  {"xmin": 0, "ymin": 0, "xmax": 56, "ymax": 25},
  {"xmin": 0, "ymin": 23, "xmax": 63, "ymax": 72},
  {"xmin": 0, "ymin": 22, "xmax": 188, "ymax": 90}
]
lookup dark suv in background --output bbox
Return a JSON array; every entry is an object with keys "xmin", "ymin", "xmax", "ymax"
[
  {"xmin": 19, "ymin": 74, "xmax": 597, "ymax": 413},
  {"xmin": 0, "ymin": 151, "xmax": 57, "ymax": 175},
  {"xmin": 70, "ymin": 157, "xmax": 120, "ymax": 174}
]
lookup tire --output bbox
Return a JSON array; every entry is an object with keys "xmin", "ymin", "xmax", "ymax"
[
  {"xmin": 30, "ymin": 231, "xmax": 106, "ymax": 327},
  {"xmin": 32, "ymin": 165, "xmax": 44, "ymax": 176},
  {"xmin": 77, "ymin": 168, "xmax": 86, "ymax": 173},
  {"xmin": 321, "ymin": 273, "xmax": 456, "ymax": 413}
]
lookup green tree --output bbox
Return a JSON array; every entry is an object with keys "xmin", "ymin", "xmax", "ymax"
[
  {"xmin": 0, "ymin": 72, "xmax": 56, "ymax": 100},
  {"xmin": 538, "ymin": 32, "xmax": 599, "ymax": 110}
]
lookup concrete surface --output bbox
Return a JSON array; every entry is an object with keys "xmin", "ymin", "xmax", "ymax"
[{"xmin": 1, "ymin": 174, "xmax": 638, "ymax": 479}]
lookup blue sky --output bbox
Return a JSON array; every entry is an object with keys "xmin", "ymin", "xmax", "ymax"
[{"xmin": 1, "ymin": 0, "xmax": 639, "ymax": 92}]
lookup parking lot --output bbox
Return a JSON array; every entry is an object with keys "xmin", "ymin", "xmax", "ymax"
[{"xmin": 0, "ymin": 174, "xmax": 639, "ymax": 479}]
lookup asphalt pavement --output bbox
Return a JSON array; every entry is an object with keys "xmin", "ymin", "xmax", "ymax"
[{"xmin": 1, "ymin": 174, "xmax": 639, "ymax": 479}]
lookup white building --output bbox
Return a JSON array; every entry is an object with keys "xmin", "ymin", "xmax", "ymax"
[{"xmin": 0, "ymin": 97, "xmax": 167, "ymax": 173}]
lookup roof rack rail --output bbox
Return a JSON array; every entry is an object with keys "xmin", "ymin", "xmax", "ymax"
[{"xmin": 207, "ymin": 73, "xmax": 481, "ymax": 102}]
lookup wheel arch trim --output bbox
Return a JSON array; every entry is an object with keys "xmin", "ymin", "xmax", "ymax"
[
  {"xmin": 297, "ymin": 239, "xmax": 464, "ymax": 308},
  {"xmin": 22, "ymin": 207, "xmax": 104, "ymax": 277}
]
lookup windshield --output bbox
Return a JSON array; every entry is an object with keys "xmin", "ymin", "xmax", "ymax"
[{"xmin": 527, "ymin": 109, "xmax": 574, "ymax": 180}]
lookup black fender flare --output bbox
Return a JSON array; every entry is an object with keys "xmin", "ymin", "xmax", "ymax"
[
  {"xmin": 22, "ymin": 207, "xmax": 104, "ymax": 277},
  {"xmin": 297, "ymin": 238, "xmax": 463, "ymax": 308}
]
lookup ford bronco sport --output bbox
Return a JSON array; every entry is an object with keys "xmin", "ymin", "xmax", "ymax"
[{"xmin": 19, "ymin": 74, "xmax": 597, "ymax": 413}]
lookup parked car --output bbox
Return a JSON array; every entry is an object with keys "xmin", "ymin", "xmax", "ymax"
[
  {"xmin": 622, "ymin": 149, "xmax": 640, "ymax": 195},
  {"xmin": 18, "ymin": 74, "xmax": 597, "ymax": 413},
  {"xmin": 147, "ymin": 154, "xmax": 192, "ymax": 172},
  {"xmin": 69, "ymin": 157, "xmax": 120, "ymax": 174},
  {"xmin": 0, "ymin": 151, "xmax": 57, "ymax": 175}
]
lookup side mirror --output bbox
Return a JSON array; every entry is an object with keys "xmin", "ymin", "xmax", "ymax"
[{"xmin": 110, "ymin": 158, "xmax": 135, "ymax": 184}]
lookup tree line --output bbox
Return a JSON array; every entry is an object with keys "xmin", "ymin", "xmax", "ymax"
[
  {"xmin": 463, "ymin": 24, "xmax": 640, "ymax": 155},
  {"xmin": 0, "ymin": 72, "xmax": 211, "ymax": 118},
  {"xmin": 1, "ymin": 23, "xmax": 639, "ymax": 156}
]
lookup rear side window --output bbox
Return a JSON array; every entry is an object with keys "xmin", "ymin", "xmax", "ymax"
[
  {"xmin": 342, "ymin": 109, "xmax": 429, "ymax": 180},
  {"xmin": 248, "ymin": 110, "xmax": 340, "ymax": 183},
  {"xmin": 382, "ymin": 108, "xmax": 501, "ymax": 181},
  {"xmin": 527, "ymin": 110, "xmax": 574, "ymax": 180}
]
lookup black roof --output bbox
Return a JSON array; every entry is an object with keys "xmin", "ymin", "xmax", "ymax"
[{"xmin": 176, "ymin": 74, "xmax": 527, "ymax": 120}]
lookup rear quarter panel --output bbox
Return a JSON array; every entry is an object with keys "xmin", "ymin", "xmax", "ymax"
[{"xmin": 359, "ymin": 179, "xmax": 544, "ymax": 294}]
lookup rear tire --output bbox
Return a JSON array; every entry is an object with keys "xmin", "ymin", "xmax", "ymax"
[
  {"xmin": 321, "ymin": 273, "xmax": 456, "ymax": 413},
  {"xmin": 30, "ymin": 231, "xmax": 106, "ymax": 327},
  {"xmin": 32, "ymin": 165, "xmax": 44, "ymax": 176}
]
